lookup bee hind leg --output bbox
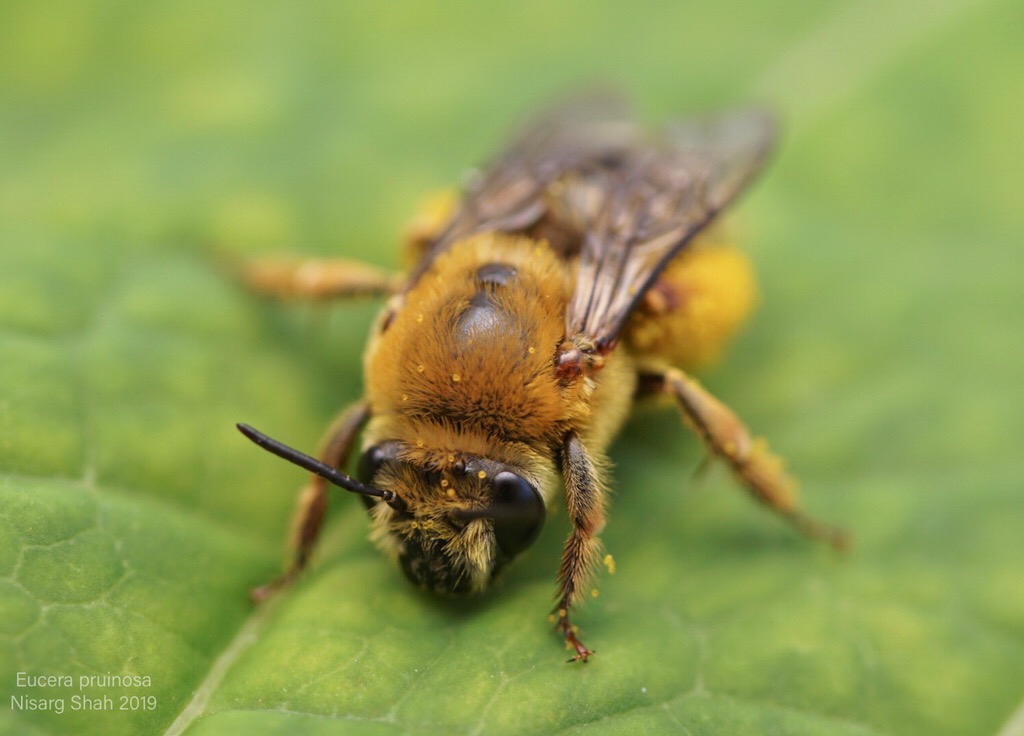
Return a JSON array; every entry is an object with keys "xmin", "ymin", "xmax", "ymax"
[
  {"xmin": 649, "ymin": 366, "xmax": 849, "ymax": 550},
  {"xmin": 553, "ymin": 431, "xmax": 609, "ymax": 663},
  {"xmin": 251, "ymin": 399, "xmax": 372, "ymax": 602}
]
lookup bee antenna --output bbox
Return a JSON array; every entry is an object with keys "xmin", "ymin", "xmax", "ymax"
[{"xmin": 236, "ymin": 423, "xmax": 403, "ymax": 509}]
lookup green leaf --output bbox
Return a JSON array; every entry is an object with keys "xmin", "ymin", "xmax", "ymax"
[{"xmin": 2, "ymin": 1, "xmax": 1023, "ymax": 735}]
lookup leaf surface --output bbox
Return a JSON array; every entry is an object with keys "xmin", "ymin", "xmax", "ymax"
[{"xmin": 2, "ymin": 2, "xmax": 1022, "ymax": 734}]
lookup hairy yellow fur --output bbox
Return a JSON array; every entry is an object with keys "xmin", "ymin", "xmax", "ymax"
[
  {"xmin": 368, "ymin": 235, "xmax": 574, "ymax": 448},
  {"xmin": 360, "ymin": 233, "xmax": 637, "ymax": 592},
  {"xmin": 365, "ymin": 233, "xmax": 636, "ymax": 459},
  {"xmin": 627, "ymin": 243, "xmax": 757, "ymax": 370}
]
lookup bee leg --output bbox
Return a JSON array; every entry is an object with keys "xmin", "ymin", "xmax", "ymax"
[
  {"xmin": 239, "ymin": 257, "xmax": 403, "ymax": 301},
  {"xmin": 251, "ymin": 399, "xmax": 372, "ymax": 602},
  {"xmin": 553, "ymin": 431, "xmax": 608, "ymax": 662},
  {"xmin": 653, "ymin": 367, "xmax": 849, "ymax": 550}
]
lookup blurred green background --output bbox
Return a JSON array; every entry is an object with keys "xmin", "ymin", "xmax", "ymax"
[{"xmin": 2, "ymin": 1, "xmax": 1022, "ymax": 735}]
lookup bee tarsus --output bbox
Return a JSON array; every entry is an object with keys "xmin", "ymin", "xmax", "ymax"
[{"xmin": 557, "ymin": 617, "xmax": 594, "ymax": 664}]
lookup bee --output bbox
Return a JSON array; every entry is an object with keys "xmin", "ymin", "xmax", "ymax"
[{"xmin": 237, "ymin": 96, "xmax": 847, "ymax": 662}]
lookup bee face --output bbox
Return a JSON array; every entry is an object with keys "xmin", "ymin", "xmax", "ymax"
[{"xmin": 358, "ymin": 443, "xmax": 546, "ymax": 595}]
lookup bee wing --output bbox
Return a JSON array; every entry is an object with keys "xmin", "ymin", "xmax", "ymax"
[
  {"xmin": 408, "ymin": 94, "xmax": 637, "ymax": 283},
  {"xmin": 408, "ymin": 100, "xmax": 775, "ymax": 351},
  {"xmin": 564, "ymin": 109, "xmax": 776, "ymax": 351}
]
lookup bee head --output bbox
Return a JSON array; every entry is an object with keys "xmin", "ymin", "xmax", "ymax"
[{"xmin": 358, "ymin": 442, "xmax": 547, "ymax": 595}]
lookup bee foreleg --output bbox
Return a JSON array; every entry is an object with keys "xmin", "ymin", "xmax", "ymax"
[
  {"xmin": 653, "ymin": 367, "xmax": 849, "ymax": 550},
  {"xmin": 240, "ymin": 257, "xmax": 402, "ymax": 301},
  {"xmin": 251, "ymin": 399, "xmax": 372, "ymax": 602},
  {"xmin": 554, "ymin": 431, "xmax": 608, "ymax": 662}
]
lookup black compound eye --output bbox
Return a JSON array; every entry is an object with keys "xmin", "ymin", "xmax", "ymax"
[
  {"xmin": 357, "ymin": 445, "xmax": 386, "ymax": 483},
  {"xmin": 491, "ymin": 471, "xmax": 545, "ymax": 558},
  {"xmin": 356, "ymin": 446, "xmax": 387, "ymax": 510}
]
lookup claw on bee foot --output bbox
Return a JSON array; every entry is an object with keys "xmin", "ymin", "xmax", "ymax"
[
  {"xmin": 789, "ymin": 512, "xmax": 852, "ymax": 552},
  {"xmin": 249, "ymin": 569, "xmax": 298, "ymax": 603},
  {"xmin": 249, "ymin": 583, "xmax": 278, "ymax": 604},
  {"xmin": 555, "ymin": 615, "xmax": 594, "ymax": 663}
]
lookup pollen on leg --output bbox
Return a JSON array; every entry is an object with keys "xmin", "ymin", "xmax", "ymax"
[
  {"xmin": 452, "ymin": 372, "xmax": 461, "ymax": 382},
  {"xmin": 603, "ymin": 554, "xmax": 616, "ymax": 575},
  {"xmin": 625, "ymin": 244, "xmax": 757, "ymax": 369}
]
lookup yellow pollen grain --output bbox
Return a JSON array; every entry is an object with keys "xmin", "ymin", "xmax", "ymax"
[
  {"xmin": 440, "ymin": 478, "xmax": 449, "ymax": 488},
  {"xmin": 452, "ymin": 373, "xmax": 461, "ymax": 382},
  {"xmin": 416, "ymin": 438, "xmax": 425, "ymax": 448},
  {"xmin": 416, "ymin": 313, "xmax": 424, "ymax": 323},
  {"xmin": 477, "ymin": 470, "xmax": 487, "ymax": 479},
  {"xmin": 558, "ymin": 608, "xmax": 567, "ymax": 618},
  {"xmin": 401, "ymin": 394, "xmax": 408, "ymax": 402},
  {"xmin": 446, "ymin": 488, "xmax": 456, "ymax": 499},
  {"xmin": 603, "ymin": 554, "xmax": 616, "ymax": 575},
  {"xmin": 548, "ymin": 614, "xmax": 557, "ymax": 624},
  {"xmin": 528, "ymin": 346, "xmax": 536, "ymax": 354},
  {"xmin": 590, "ymin": 588, "xmax": 600, "ymax": 598},
  {"xmin": 447, "ymin": 454, "xmax": 456, "ymax": 463},
  {"xmin": 416, "ymin": 364, "xmax": 425, "ymax": 373}
]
